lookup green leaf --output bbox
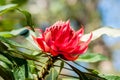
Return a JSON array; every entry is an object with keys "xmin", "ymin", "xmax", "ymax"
[
  {"xmin": 0, "ymin": 0, "xmax": 6, "ymax": 5},
  {"xmin": 0, "ymin": 48, "xmax": 34, "ymax": 80},
  {"xmin": 0, "ymin": 36, "xmax": 37, "ymax": 60},
  {"xmin": 13, "ymin": 63, "xmax": 27, "ymax": 80},
  {"xmin": 28, "ymin": 60, "xmax": 37, "ymax": 74},
  {"xmin": 11, "ymin": 28, "xmax": 39, "ymax": 49},
  {"xmin": 0, "ymin": 60, "xmax": 10, "ymax": 69},
  {"xmin": 18, "ymin": 9, "xmax": 35, "ymax": 31},
  {"xmin": 0, "ymin": 49, "xmax": 16, "ymax": 67},
  {"xmin": 0, "ymin": 54, "xmax": 12, "ymax": 67},
  {"xmin": 73, "ymin": 62, "xmax": 99, "ymax": 75},
  {"xmin": 99, "ymin": 74, "xmax": 120, "ymax": 80},
  {"xmin": 84, "ymin": 73, "xmax": 106, "ymax": 80},
  {"xmin": 11, "ymin": 0, "xmax": 28, "ymax": 6},
  {"xmin": 10, "ymin": 27, "xmax": 29, "ymax": 36},
  {"xmin": 0, "ymin": 4, "xmax": 17, "ymax": 15},
  {"xmin": 13, "ymin": 59, "xmax": 33, "ymax": 80},
  {"xmin": 0, "ymin": 65, "xmax": 14, "ymax": 80},
  {"xmin": 0, "ymin": 32, "xmax": 13, "ymax": 38},
  {"xmin": 65, "ymin": 61, "xmax": 105, "ymax": 80},
  {"xmin": 45, "ymin": 68, "xmax": 58, "ymax": 80},
  {"xmin": 0, "ymin": 41, "xmax": 8, "ymax": 51},
  {"xmin": 77, "ymin": 52, "xmax": 108, "ymax": 63},
  {"xmin": 0, "ymin": 36, "xmax": 28, "ymax": 54},
  {"xmin": 0, "ymin": 36, "xmax": 28, "ymax": 49},
  {"xmin": 10, "ymin": 50, "xmax": 37, "ymax": 61}
]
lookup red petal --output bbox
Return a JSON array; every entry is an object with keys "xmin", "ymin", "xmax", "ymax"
[
  {"xmin": 44, "ymin": 31, "xmax": 52, "ymax": 43},
  {"xmin": 50, "ymin": 49, "xmax": 58, "ymax": 56},
  {"xmin": 62, "ymin": 53, "xmax": 80, "ymax": 61},
  {"xmin": 35, "ymin": 37, "xmax": 45, "ymax": 51},
  {"xmin": 36, "ymin": 37, "xmax": 50, "ymax": 52},
  {"xmin": 76, "ymin": 26, "xmax": 84, "ymax": 38},
  {"xmin": 60, "ymin": 46, "xmax": 74, "ymax": 53},
  {"xmin": 67, "ymin": 34, "xmax": 79, "ymax": 48},
  {"xmin": 55, "ymin": 27, "xmax": 70, "ymax": 45},
  {"xmin": 86, "ymin": 33, "xmax": 92, "ymax": 45},
  {"xmin": 79, "ymin": 46, "xmax": 88, "ymax": 54},
  {"xmin": 77, "ymin": 45, "xmax": 88, "ymax": 54},
  {"xmin": 50, "ymin": 42, "xmax": 57, "ymax": 51},
  {"xmin": 43, "ymin": 41, "xmax": 50, "ymax": 52}
]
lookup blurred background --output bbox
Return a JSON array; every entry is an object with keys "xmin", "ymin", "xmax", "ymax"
[{"xmin": 0, "ymin": 0, "xmax": 120, "ymax": 77}]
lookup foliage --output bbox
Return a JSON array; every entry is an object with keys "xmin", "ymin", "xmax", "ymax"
[
  {"xmin": 18, "ymin": 9, "xmax": 35, "ymax": 31},
  {"xmin": 77, "ymin": 52, "xmax": 108, "ymax": 63},
  {"xmin": 0, "ymin": 3, "xmax": 120, "ymax": 80},
  {"xmin": 99, "ymin": 74, "xmax": 120, "ymax": 80},
  {"xmin": 0, "ymin": 4, "xmax": 17, "ymax": 15}
]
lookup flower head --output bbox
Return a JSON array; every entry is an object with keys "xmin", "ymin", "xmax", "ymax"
[{"xmin": 33, "ymin": 21, "xmax": 92, "ymax": 61}]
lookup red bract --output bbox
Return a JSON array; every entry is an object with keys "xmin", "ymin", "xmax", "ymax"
[{"xmin": 33, "ymin": 21, "xmax": 92, "ymax": 61}]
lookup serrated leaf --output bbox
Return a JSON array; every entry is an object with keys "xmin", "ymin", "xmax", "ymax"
[
  {"xmin": 18, "ymin": 9, "xmax": 34, "ymax": 31},
  {"xmin": 99, "ymin": 74, "xmax": 120, "ymax": 80},
  {"xmin": 77, "ymin": 53, "xmax": 107, "ymax": 63},
  {"xmin": 0, "ymin": 4, "xmax": 17, "ymax": 15},
  {"xmin": 45, "ymin": 68, "xmax": 58, "ymax": 80},
  {"xmin": 81, "ymin": 27, "xmax": 120, "ymax": 41}
]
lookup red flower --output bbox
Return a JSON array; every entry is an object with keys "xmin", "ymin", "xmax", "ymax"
[{"xmin": 33, "ymin": 21, "xmax": 92, "ymax": 61}]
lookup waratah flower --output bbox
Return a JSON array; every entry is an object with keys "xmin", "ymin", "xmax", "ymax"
[{"xmin": 33, "ymin": 21, "xmax": 92, "ymax": 61}]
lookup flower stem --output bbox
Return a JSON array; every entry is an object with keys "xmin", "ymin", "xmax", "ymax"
[{"xmin": 38, "ymin": 56, "xmax": 58, "ymax": 80}]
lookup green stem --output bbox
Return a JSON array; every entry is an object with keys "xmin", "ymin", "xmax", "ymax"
[{"xmin": 39, "ymin": 56, "xmax": 58, "ymax": 80}]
